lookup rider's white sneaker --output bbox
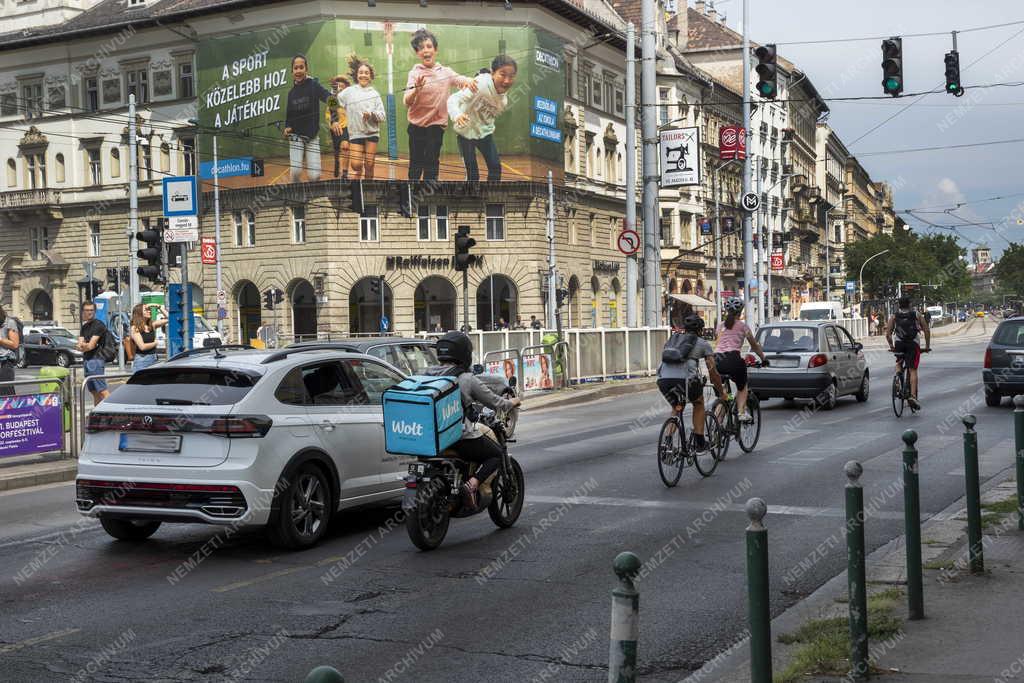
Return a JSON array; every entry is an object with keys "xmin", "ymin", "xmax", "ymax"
[
  {"xmin": 908, "ymin": 396, "xmax": 921, "ymax": 410},
  {"xmin": 739, "ymin": 411, "xmax": 755, "ymax": 424}
]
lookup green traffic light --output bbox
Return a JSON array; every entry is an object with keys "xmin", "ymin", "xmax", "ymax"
[
  {"xmin": 757, "ymin": 82, "xmax": 776, "ymax": 98},
  {"xmin": 885, "ymin": 77, "xmax": 900, "ymax": 92},
  {"xmin": 947, "ymin": 82, "xmax": 959, "ymax": 92}
]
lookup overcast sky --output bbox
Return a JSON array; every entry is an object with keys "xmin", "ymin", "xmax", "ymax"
[{"xmin": 713, "ymin": 0, "xmax": 1024, "ymax": 259}]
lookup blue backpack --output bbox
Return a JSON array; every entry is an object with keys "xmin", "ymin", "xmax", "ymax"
[{"xmin": 382, "ymin": 375, "xmax": 464, "ymax": 457}]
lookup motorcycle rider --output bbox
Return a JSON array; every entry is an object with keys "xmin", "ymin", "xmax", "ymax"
[{"xmin": 427, "ymin": 331, "xmax": 521, "ymax": 510}]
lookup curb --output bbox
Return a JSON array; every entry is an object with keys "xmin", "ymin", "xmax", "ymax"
[
  {"xmin": 0, "ymin": 460, "xmax": 77, "ymax": 492},
  {"xmin": 524, "ymin": 379, "xmax": 654, "ymax": 411}
]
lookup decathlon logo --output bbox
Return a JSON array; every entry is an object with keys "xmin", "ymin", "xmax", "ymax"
[{"xmin": 391, "ymin": 420, "xmax": 424, "ymax": 437}]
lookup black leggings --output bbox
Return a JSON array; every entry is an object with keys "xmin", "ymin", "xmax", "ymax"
[
  {"xmin": 715, "ymin": 351, "xmax": 748, "ymax": 391},
  {"xmin": 453, "ymin": 435, "xmax": 503, "ymax": 482}
]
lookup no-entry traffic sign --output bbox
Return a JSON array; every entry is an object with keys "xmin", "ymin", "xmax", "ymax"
[{"xmin": 617, "ymin": 229, "xmax": 640, "ymax": 256}]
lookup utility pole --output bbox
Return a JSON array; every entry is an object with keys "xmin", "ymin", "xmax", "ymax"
[
  {"xmin": 640, "ymin": 0, "xmax": 660, "ymax": 326},
  {"xmin": 127, "ymin": 93, "xmax": 140, "ymax": 310},
  {"xmin": 212, "ymin": 135, "xmax": 224, "ymax": 336},
  {"xmin": 625, "ymin": 21, "xmax": 638, "ymax": 328},
  {"xmin": 713, "ymin": 166, "xmax": 723, "ymax": 321},
  {"xmin": 547, "ymin": 170, "xmax": 557, "ymax": 330},
  {"xmin": 754, "ymin": 156, "xmax": 763, "ymax": 324},
  {"xmin": 181, "ymin": 246, "xmax": 191, "ymax": 350},
  {"xmin": 741, "ymin": 0, "xmax": 754, "ymax": 324}
]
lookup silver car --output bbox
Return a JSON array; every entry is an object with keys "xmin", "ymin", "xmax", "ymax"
[{"xmin": 747, "ymin": 321, "xmax": 869, "ymax": 409}]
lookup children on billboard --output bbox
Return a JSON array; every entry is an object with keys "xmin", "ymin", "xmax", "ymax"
[
  {"xmin": 447, "ymin": 55, "xmax": 518, "ymax": 181},
  {"xmin": 283, "ymin": 54, "xmax": 331, "ymax": 182},
  {"xmin": 336, "ymin": 54, "xmax": 386, "ymax": 180}
]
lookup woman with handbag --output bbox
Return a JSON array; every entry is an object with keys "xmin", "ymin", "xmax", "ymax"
[{"xmin": 129, "ymin": 304, "xmax": 167, "ymax": 372}]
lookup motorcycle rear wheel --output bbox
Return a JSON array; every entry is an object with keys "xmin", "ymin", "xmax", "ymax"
[
  {"xmin": 406, "ymin": 484, "xmax": 451, "ymax": 551},
  {"xmin": 488, "ymin": 458, "xmax": 525, "ymax": 528}
]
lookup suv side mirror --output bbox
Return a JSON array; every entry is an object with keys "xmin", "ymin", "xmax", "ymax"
[
  {"xmin": 853, "ymin": 342, "xmax": 863, "ymax": 352},
  {"xmin": 472, "ymin": 363, "xmax": 484, "ymax": 375}
]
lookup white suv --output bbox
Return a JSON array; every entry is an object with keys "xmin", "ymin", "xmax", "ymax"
[{"xmin": 76, "ymin": 346, "xmax": 414, "ymax": 549}]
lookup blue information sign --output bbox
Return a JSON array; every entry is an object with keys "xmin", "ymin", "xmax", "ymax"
[
  {"xmin": 530, "ymin": 124, "xmax": 563, "ymax": 143},
  {"xmin": 535, "ymin": 111, "xmax": 557, "ymax": 127},
  {"xmin": 199, "ymin": 157, "xmax": 253, "ymax": 179},
  {"xmin": 162, "ymin": 176, "xmax": 198, "ymax": 217},
  {"xmin": 533, "ymin": 96, "xmax": 558, "ymax": 114}
]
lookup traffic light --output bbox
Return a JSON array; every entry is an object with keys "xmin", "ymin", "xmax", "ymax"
[
  {"xmin": 136, "ymin": 226, "xmax": 164, "ymax": 283},
  {"xmin": 881, "ymin": 37, "xmax": 903, "ymax": 97},
  {"xmin": 369, "ymin": 277, "xmax": 383, "ymax": 296},
  {"xmin": 454, "ymin": 225, "xmax": 477, "ymax": 271},
  {"xmin": 106, "ymin": 267, "xmax": 119, "ymax": 292},
  {"xmin": 754, "ymin": 44, "xmax": 778, "ymax": 100},
  {"xmin": 273, "ymin": 288, "xmax": 284, "ymax": 305},
  {"xmin": 263, "ymin": 289, "xmax": 274, "ymax": 311},
  {"xmin": 944, "ymin": 50, "xmax": 963, "ymax": 96},
  {"xmin": 556, "ymin": 288, "xmax": 568, "ymax": 308}
]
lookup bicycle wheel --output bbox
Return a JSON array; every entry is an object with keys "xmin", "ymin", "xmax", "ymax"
[
  {"xmin": 693, "ymin": 412, "xmax": 720, "ymax": 476},
  {"xmin": 891, "ymin": 373, "xmax": 905, "ymax": 418},
  {"xmin": 708, "ymin": 399, "xmax": 732, "ymax": 461},
  {"xmin": 738, "ymin": 394, "xmax": 762, "ymax": 453},
  {"xmin": 657, "ymin": 418, "xmax": 686, "ymax": 488}
]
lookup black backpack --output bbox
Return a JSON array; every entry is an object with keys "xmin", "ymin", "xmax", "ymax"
[
  {"xmin": 97, "ymin": 324, "xmax": 117, "ymax": 362},
  {"xmin": 894, "ymin": 310, "xmax": 919, "ymax": 341},
  {"xmin": 662, "ymin": 332, "xmax": 698, "ymax": 364}
]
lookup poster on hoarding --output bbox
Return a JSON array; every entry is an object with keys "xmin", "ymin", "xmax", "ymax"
[
  {"xmin": 0, "ymin": 393, "xmax": 62, "ymax": 458},
  {"xmin": 485, "ymin": 357, "xmax": 520, "ymax": 384},
  {"xmin": 522, "ymin": 353, "xmax": 555, "ymax": 390},
  {"xmin": 197, "ymin": 20, "xmax": 565, "ymax": 189}
]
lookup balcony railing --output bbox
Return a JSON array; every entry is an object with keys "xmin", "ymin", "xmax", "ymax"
[{"xmin": 0, "ymin": 188, "xmax": 61, "ymax": 209}]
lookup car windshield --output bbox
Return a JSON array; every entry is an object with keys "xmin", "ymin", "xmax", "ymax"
[
  {"xmin": 798, "ymin": 309, "xmax": 833, "ymax": 320},
  {"xmin": 51, "ymin": 335, "xmax": 77, "ymax": 348},
  {"xmin": 193, "ymin": 316, "xmax": 213, "ymax": 332},
  {"xmin": 758, "ymin": 327, "xmax": 818, "ymax": 352},
  {"xmin": 993, "ymin": 321, "xmax": 1024, "ymax": 346},
  {"xmin": 109, "ymin": 368, "xmax": 260, "ymax": 405}
]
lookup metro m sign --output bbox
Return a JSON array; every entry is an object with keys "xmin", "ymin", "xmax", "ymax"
[{"xmin": 719, "ymin": 125, "xmax": 746, "ymax": 160}]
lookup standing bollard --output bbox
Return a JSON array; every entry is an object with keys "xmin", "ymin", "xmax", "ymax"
[
  {"xmin": 1015, "ymin": 396, "xmax": 1024, "ymax": 530},
  {"xmin": 845, "ymin": 461, "xmax": 870, "ymax": 681},
  {"xmin": 962, "ymin": 415, "xmax": 985, "ymax": 574},
  {"xmin": 304, "ymin": 666, "xmax": 344, "ymax": 683},
  {"xmin": 746, "ymin": 498, "xmax": 772, "ymax": 683},
  {"xmin": 902, "ymin": 430, "xmax": 924, "ymax": 620},
  {"xmin": 608, "ymin": 551, "xmax": 641, "ymax": 683}
]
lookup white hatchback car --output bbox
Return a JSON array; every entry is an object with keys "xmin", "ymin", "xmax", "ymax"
[{"xmin": 76, "ymin": 346, "xmax": 416, "ymax": 549}]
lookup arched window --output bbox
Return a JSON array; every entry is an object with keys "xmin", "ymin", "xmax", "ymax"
[
  {"xmin": 414, "ymin": 276, "xmax": 457, "ymax": 332},
  {"xmin": 350, "ymin": 277, "xmax": 394, "ymax": 334},
  {"xmin": 6, "ymin": 158, "xmax": 16, "ymax": 187},
  {"xmin": 110, "ymin": 148, "xmax": 121, "ymax": 178},
  {"xmin": 291, "ymin": 280, "xmax": 317, "ymax": 341},
  {"xmin": 236, "ymin": 281, "xmax": 261, "ymax": 344},
  {"xmin": 55, "ymin": 153, "xmax": 65, "ymax": 183},
  {"xmin": 476, "ymin": 275, "xmax": 518, "ymax": 331},
  {"xmin": 160, "ymin": 142, "xmax": 171, "ymax": 173}
]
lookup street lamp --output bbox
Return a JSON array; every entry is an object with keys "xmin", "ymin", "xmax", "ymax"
[{"xmin": 858, "ymin": 248, "xmax": 890, "ymax": 303}]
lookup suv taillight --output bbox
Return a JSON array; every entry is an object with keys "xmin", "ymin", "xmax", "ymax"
[
  {"xmin": 86, "ymin": 413, "xmax": 272, "ymax": 438},
  {"xmin": 984, "ymin": 347, "xmax": 992, "ymax": 369},
  {"xmin": 809, "ymin": 354, "xmax": 828, "ymax": 368}
]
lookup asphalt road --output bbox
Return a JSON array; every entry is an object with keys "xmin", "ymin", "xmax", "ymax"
[{"xmin": 0, "ymin": 333, "xmax": 1014, "ymax": 682}]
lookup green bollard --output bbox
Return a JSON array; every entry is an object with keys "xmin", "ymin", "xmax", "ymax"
[
  {"xmin": 962, "ymin": 415, "xmax": 984, "ymax": 574},
  {"xmin": 745, "ymin": 498, "xmax": 771, "ymax": 683},
  {"xmin": 608, "ymin": 551, "xmax": 641, "ymax": 683},
  {"xmin": 303, "ymin": 665, "xmax": 344, "ymax": 683},
  {"xmin": 902, "ymin": 430, "xmax": 924, "ymax": 620},
  {"xmin": 845, "ymin": 461, "xmax": 869, "ymax": 681},
  {"xmin": 1015, "ymin": 396, "xmax": 1024, "ymax": 531}
]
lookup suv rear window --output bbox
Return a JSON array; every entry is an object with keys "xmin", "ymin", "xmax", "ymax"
[
  {"xmin": 109, "ymin": 368, "xmax": 260, "ymax": 405},
  {"xmin": 993, "ymin": 321, "xmax": 1024, "ymax": 346}
]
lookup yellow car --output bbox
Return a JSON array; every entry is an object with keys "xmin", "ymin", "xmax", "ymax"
[{"xmin": 976, "ymin": 311, "xmax": 986, "ymax": 317}]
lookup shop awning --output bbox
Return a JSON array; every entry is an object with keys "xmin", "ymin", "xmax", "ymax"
[{"xmin": 668, "ymin": 293, "xmax": 716, "ymax": 309}]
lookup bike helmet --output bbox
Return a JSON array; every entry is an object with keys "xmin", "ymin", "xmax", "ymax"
[
  {"xmin": 724, "ymin": 297, "xmax": 745, "ymax": 314},
  {"xmin": 681, "ymin": 313, "xmax": 705, "ymax": 333},
  {"xmin": 435, "ymin": 331, "xmax": 473, "ymax": 368}
]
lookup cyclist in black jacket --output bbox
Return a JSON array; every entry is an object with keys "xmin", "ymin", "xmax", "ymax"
[{"xmin": 885, "ymin": 296, "xmax": 931, "ymax": 410}]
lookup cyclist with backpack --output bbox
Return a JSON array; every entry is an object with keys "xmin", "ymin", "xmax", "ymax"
[
  {"xmin": 885, "ymin": 296, "xmax": 931, "ymax": 410},
  {"xmin": 77, "ymin": 301, "xmax": 114, "ymax": 403},
  {"xmin": 658, "ymin": 314, "xmax": 727, "ymax": 452},
  {"xmin": 0, "ymin": 304, "xmax": 22, "ymax": 396}
]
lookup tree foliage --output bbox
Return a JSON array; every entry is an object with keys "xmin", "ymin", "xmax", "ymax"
[
  {"xmin": 845, "ymin": 231, "xmax": 970, "ymax": 301},
  {"xmin": 995, "ymin": 242, "xmax": 1024, "ymax": 297}
]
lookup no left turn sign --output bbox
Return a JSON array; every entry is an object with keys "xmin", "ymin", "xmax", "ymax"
[{"xmin": 617, "ymin": 229, "xmax": 640, "ymax": 256}]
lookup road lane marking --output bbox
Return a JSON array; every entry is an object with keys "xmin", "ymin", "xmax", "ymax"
[
  {"xmin": 0, "ymin": 628, "xmax": 80, "ymax": 654},
  {"xmin": 210, "ymin": 566, "xmax": 308, "ymax": 593}
]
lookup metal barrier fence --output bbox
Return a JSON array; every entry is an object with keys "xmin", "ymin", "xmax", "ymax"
[
  {"xmin": 75, "ymin": 370, "xmax": 135, "ymax": 454},
  {"xmin": 0, "ymin": 375, "xmax": 74, "ymax": 460},
  {"xmin": 481, "ymin": 347, "xmax": 524, "ymax": 395}
]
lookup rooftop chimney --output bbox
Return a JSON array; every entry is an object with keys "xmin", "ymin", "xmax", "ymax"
[
  {"xmin": 695, "ymin": 0, "xmax": 706, "ymax": 13},
  {"xmin": 707, "ymin": 1, "xmax": 717, "ymax": 22}
]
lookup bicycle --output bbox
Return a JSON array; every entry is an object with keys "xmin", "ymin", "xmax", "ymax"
[
  {"xmin": 709, "ymin": 368, "xmax": 762, "ymax": 459},
  {"xmin": 891, "ymin": 348, "xmax": 929, "ymax": 417},
  {"xmin": 657, "ymin": 400, "xmax": 722, "ymax": 487}
]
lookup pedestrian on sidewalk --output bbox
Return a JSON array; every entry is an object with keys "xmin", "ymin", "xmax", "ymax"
[
  {"xmin": 77, "ymin": 301, "xmax": 110, "ymax": 404},
  {"xmin": 0, "ymin": 304, "xmax": 21, "ymax": 397},
  {"xmin": 129, "ymin": 304, "xmax": 167, "ymax": 372}
]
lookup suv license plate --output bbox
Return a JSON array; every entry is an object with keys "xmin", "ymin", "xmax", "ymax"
[{"xmin": 119, "ymin": 433, "xmax": 182, "ymax": 453}]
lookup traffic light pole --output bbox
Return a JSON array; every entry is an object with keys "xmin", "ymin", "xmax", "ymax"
[
  {"xmin": 462, "ymin": 271, "xmax": 469, "ymax": 332},
  {"xmin": 213, "ymin": 134, "xmax": 224, "ymax": 336},
  {"xmin": 181, "ymin": 245, "xmax": 191, "ymax": 351},
  {"xmin": 741, "ymin": 0, "xmax": 755, "ymax": 326},
  {"xmin": 640, "ymin": 0, "xmax": 660, "ymax": 326},
  {"xmin": 625, "ymin": 21, "xmax": 638, "ymax": 328},
  {"xmin": 547, "ymin": 171, "xmax": 557, "ymax": 330},
  {"xmin": 128, "ymin": 94, "xmax": 140, "ymax": 311}
]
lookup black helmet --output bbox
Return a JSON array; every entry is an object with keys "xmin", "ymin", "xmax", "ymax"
[
  {"xmin": 436, "ymin": 331, "xmax": 473, "ymax": 368},
  {"xmin": 682, "ymin": 313, "xmax": 705, "ymax": 333}
]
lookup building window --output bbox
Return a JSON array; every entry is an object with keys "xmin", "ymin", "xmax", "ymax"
[
  {"xmin": 110, "ymin": 148, "xmax": 120, "ymax": 178},
  {"xmin": 20, "ymin": 82, "xmax": 43, "ymax": 119},
  {"xmin": 614, "ymin": 87, "xmax": 625, "ymax": 117},
  {"xmin": 436, "ymin": 206, "xmax": 449, "ymax": 240},
  {"xmin": 485, "ymin": 203, "xmax": 505, "ymax": 240},
  {"xmin": 84, "ymin": 77, "xmax": 99, "ymax": 112},
  {"xmin": 138, "ymin": 143, "xmax": 153, "ymax": 181},
  {"xmin": 233, "ymin": 212, "xmax": 244, "ymax": 246},
  {"xmin": 591, "ymin": 74, "xmax": 602, "ymax": 109},
  {"xmin": 178, "ymin": 62, "xmax": 194, "ymax": 98},
  {"xmin": 658, "ymin": 87, "xmax": 670, "ymax": 126},
  {"xmin": 86, "ymin": 148, "xmax": 101, "ymax": 185},
  {"xmin": 181, "ymin": 137, "xmax": 195, "ymax": 176},
  {"xmin": 53, "ymin": 153, "xmax": 65, "ymax": 183},
  {"xmin": 660, "ymin": 208, "xmax": 674, "ymax": 246},
  {"xmin": 246, "ymin": 211, "xmax": 256, "ymax": 246},
  {"xmin": 0, "ymin": 92, "xmax": 16, "ymax": 116},
  {"xmin": 126, "ymin": 68, "xmax": 148, "ymax": 104},
  {"xmin": 292, "ymin": 206, "xmax": 306, "ymax": 243},
  {"xmin": 417, "ymin": 204, "xmax": 430, "ymax": 240},
  {"xmin": 89, "ymin": 222, "xmax": 101, "ymax": 256},
  {"xmin": 6, "ymin": 158, "xmax": 16, "ymax": 187},
  {"xmin": 232, "ymin": 211, "xmax": 255, "ymax": 246},
  {"xmin": 30, "ymin": 226, "xmax": 49, "ymax": 259},
  {"xmin": 159, "ymin": 143, "xmax": 170, "ymax": 173},
  {"xmin": 360, "ymin": 205, "xmax": 379, "ymax": 242},
  {"xmin": 25, "ymin": 153, "xmax": 46, "ymax": 188}
]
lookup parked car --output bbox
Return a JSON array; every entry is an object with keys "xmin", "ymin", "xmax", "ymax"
[
  {"xmin": 76, "ymin": 346, "xmax": 419, "ymax": 549},
  {"xmin": 983, "ymin": 316, "xmax": 1024, "ymax": 407},
  {"xmin": 17, "ymin": 331, "xmax": 83, "ymax": 368},
  {"xmin": 24, "ymin": 322, "xmax": 76, "ymax": 339},
  {"xmin": 957, "ymin": 311, "xmax": 968, "ymax": 322},
  {"xmin": 288, "ymin": 337, "xmax": 439, "ymax": 375},
  {"xmin": 747, "ymin": 321, "xmax": 869, "ymax": 409}
]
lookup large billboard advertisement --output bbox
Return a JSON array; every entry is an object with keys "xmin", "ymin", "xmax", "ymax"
[{"xmin": 197, "ymin": 20, "xmax": 565, "ymax": 189}]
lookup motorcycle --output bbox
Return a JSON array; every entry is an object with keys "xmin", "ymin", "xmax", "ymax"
[{"xmin": 404, "ymin": 371, "xmax": 523, "ymax": 551}]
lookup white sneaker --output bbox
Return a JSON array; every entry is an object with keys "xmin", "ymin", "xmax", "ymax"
[{"xmin": 739, "ymin": 411, "xmax": 755, "ymax": 424}]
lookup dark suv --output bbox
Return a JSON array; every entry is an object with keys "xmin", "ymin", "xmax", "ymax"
[{"xmin": 983, "ymin": 316, "xmax": 1024, "ymax": 406}]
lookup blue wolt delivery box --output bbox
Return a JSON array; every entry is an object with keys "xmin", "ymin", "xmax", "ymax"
[{"xmin": 383, "ymin": 376, "xmax": 464, "ymax": 457}]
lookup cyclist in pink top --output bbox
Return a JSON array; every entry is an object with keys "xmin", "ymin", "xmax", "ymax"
[{"xmin": 714, "ymin": 297, "xmax": 766, "ymax": 423}]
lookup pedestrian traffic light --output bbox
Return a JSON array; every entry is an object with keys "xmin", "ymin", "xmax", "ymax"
[
  {"xmin": 454, "ymin": 225, "xmax": 477, "ymax": 271},
  {"xmin": 881, "ymin": 37, "xmax": 903, "ymax": 97},
  {"xmin": 106, "ymin": 267, "xmax": 119, "ymax": 292},
  {"xmin": 754, "ymin": 43, "xmax": 778, "ymax": 100},
  {"xmin": 263, "ymin": 289, "xmax": 274, "ymax": 311},
  {"xmin": 136, "ymin": 227, "xmax": 164, "ymax": 283},
  {"xmin": 369, "ymin": 277, "xmax": 381, "ymax": 295},
  {"xmin": 556, "ymin": 288, "xmax": 568, "ymax": 308},
  {"xmin": 944, "ymin": 50, "xmax": 964, "ymax": 96}
]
